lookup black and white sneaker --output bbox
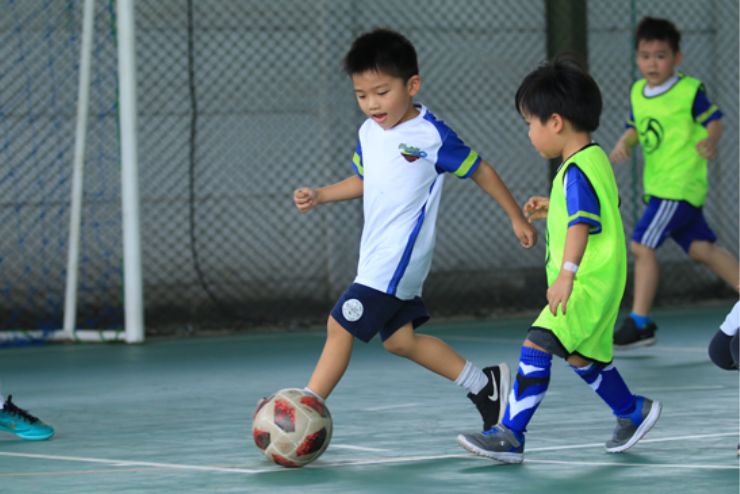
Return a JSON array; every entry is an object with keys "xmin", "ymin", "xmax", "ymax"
[
  {"xmin": 467, "ymin": 364, "xmax": 510, "ymax": 431},
  {"xmin": 614, "ymin": 318, "xmax": 657, "ymax": 349}
]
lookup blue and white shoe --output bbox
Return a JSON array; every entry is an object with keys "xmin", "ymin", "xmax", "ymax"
[
  {"xmin": 457, "ymin": 423, "xmax": 524, "ymax": 464},
  {"xmin": 0, "ymin": 396, "xmax": 55, "ymax": 441},
  {"xmin": 605, "ymin": 396, "xmax": 661, "ymax": 453}
]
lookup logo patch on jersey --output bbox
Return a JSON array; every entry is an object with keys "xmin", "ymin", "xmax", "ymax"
[
  {"xmin": 638, "ymin": 117, "xmax": 663, "ymax": 154},
  {"xmin": 342, "ymin": 299, "xmax": 363, "ymax": 322},
  {"xmin": 399, "ymin": 143, "xmax": 427, "ymax": 162}
]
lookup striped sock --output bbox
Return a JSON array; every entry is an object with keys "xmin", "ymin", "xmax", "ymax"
[
  {"xmin": 501, "ymin": 346, "xmax": 552, "ymax": 437},
  {"xmin": 573, "ymin": 363, "xmax": 636, "ymax": 416}
]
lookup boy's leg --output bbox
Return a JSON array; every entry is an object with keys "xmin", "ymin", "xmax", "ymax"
[
  {"xmin": 383, "ymin": 325, "xmax": 509, "ymax": 429},
  {"xmin": 306, "ymin": 316, "xmax": 355, "ymax": 399},
  {"xmin": 569, "ymin": 355, "xmax": 661, "ymax": 453},
  {"xmin": 457, "ymin": 340, "xmax": 552, "ymax": 464},
  {"xmin": 383, "ymin": 324, "xmax": 465, "ymax": 380},
  {"xmin": 688, "ymin": 241, "xmax": 740, "ymax": 289},
  {"xmin": 616, "ymin": 198, "xmax": 685, "ymax": 347},
  {"xmin": 630, "ymin": 241, "xmax": 660, "ymax": 317},
  {"xmin": 615, "ymin": 242, "xmax": 660, "ymax": 348}
]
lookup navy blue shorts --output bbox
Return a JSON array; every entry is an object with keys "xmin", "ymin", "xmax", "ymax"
[
  {"xmin": 632, "ymin": 197, "xmax": 716, "ymax": 252},
  {"xmin": 330, "ymin": 283, "xmax": 430, "ymax": 343}
]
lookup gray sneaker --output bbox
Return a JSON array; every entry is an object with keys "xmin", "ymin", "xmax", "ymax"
[
  {"xmin": 457, "ymin": 424, "xmax": 524, "ymax": 464},
  {"xmin": 606, "ymin": 396, "xmax": 661, "ymax": 453}
]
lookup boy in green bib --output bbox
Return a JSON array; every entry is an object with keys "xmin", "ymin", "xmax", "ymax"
[
  {"xmin": 457, "ymin": 61, "xmax": 661, "ymax": 464},
  {"xmin": 610, "ymin": 17, "xmax": 739, "ymax": 348}
]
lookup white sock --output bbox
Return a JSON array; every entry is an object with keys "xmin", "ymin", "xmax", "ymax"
[
  {"xmin": 303, "ymin": 387, "xmax": 325, "ymax": 402},
  {"xmin": 455, "ymin": 361, "xmax": 488, "ymax": 395}
]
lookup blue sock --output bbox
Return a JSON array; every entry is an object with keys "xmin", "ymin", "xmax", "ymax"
[
  {"xmin": 629, "ymin": 312, "xmax": 651, "ymax": 330},
  {"xmin": 501, "ymin": 346, "xmax": 552, "ymax": 439},
  {"xmin": 573, "ymin": 363, "xmax": 636, "ymax": 416}
]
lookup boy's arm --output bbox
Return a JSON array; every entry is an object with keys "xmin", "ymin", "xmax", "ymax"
[
  {"xmin": 696, "ymin": 120, "xmax": 724, "ymax": 160},
  {"xmin": 294, "ymin": 175, "xmax": 363, "ymax": 213},
  {"xmin": 547, "ymin": 222, "xmax": 589, "ymax": 316},
  {"xmin": 471, "ymin": 160, "xmax": 536, "ymax": 248},
  {"xmin": 609, "ymin": 128, "xmax": 638, "ymax": 164}
]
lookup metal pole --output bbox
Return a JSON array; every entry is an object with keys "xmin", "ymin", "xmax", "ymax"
[
  {"xmin": 545, "ymin": 0, "xmax": 589, "ymax": 180},
  {"xmin": 116, "ymin": 0, "xmax": 145, "ymax": 343},
  {"xmin": 63, "ymin": 0, "xmax": 96, "ymax": 338}
]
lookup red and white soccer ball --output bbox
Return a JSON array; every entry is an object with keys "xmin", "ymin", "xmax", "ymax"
[{"xmin": 252, "ymin": 388, "xmax": 333, "ymax": 468}]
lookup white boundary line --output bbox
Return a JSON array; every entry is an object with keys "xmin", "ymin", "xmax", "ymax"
[
  {"xmin": 365, "ymin": 403, "xmax": 419, "ymax": 412},
  {"xmin": 525, "ymin": 459, "xmax": 737, "ymax": 470},
  {"xmin": 0, "ymin": 431, "xmax": 736, "ymax": 476}
]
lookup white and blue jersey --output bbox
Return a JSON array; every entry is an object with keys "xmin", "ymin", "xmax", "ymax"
[{"xmin": 351, "ymin": 104, "xmax": 480, "ymax": 300}]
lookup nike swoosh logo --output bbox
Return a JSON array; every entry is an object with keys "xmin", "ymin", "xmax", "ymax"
[{"xmin": 488, "ymin": 370, "xmax": 499, "ymax": 402}]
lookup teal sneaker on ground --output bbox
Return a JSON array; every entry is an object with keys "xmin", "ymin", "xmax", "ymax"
[
  {"xmin": 605, "ymin": 396, "xmax": 661, "ymax": 453},
  {"xmin": 0, "ymin": 395, "xmax": 55, "ymax": 441},
  {"xmin": 457, "ymin": 423, "xmax": 524, "ymax": 464}
]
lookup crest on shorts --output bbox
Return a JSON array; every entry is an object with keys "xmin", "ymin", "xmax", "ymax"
[{"xmin": 342, "ymin": 299, "xmax": 363, "ymax": 322}]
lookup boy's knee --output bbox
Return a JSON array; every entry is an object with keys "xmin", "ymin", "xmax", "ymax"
[
  {"xmin": 383, "ymin": 337, "xmax": 412, "ymax": 356},
  {"xmin": 630, "ymin": 241, "xmax": 654, "ymax": 258},
  {"xmin": 688, "ymin": 241, "xmax": 713, "ymax": 263},
  {"xmin": 566, "ymin": 354, "xmax": 592, "ymax": 368},
  {"xmin": 708, "ymin": 330, "xmax": 737, "ymax": 370}
]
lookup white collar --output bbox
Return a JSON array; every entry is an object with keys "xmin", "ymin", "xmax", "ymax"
[{"xmin": 643, "ymin": 74, "xmax": 680, "ymax": 97}]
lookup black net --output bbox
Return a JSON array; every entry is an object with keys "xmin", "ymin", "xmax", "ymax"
[{"xmin": 0, "ymin": 0, "xmax": 736, "ymax": 336}]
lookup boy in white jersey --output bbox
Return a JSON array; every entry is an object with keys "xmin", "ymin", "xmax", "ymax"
[
  {"xmin": 609, "ymin": 17, "xmax": 739, "ymax": 348},
  {"xmin": 292, "ymin": 29, "xmax": 537, "ymax": 433}
]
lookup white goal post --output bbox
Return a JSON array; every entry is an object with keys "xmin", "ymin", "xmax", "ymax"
[{"xmin": 60, "ymin": 0, "xmax": 144, "ymax": 344}]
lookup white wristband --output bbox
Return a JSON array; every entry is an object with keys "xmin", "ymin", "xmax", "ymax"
[{"xmin": 562, "ymin": 261, "xmax": 579, "ymax": 273}]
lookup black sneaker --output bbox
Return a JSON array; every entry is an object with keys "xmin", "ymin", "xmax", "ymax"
[
  {"xmin": 614, "ymin": 318, "xmax": 657, "ymax": 349},
  {"xmin": 466, "ymin": 364, "xmax": 510, "ymax": 431}
]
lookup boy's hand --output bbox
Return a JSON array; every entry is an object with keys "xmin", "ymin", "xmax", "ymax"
[
  {"xmin": 512, "ymin": 218, "xmax": 537, "ymax": 248},
  {"xmin": 696, "ymin": 138, "xmax": 718, "ymax": 160},
  {"xmin": 609, "ymin": 140, "xmax": 632, "ymax": 164},
  {"xmin": 293, "ymin": 187, "xmax": 320, "ymax": 213},
  {"xmin": 547, "ymin": 271, "xmax": 574, "ymax": 316},
  {"xmin": 523, "ymin": 196, "xmax": 549, "ymax": 223}
]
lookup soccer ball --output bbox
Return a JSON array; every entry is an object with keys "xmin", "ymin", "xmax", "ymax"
[{"xmin": 252, "ymin": 388, "xmax": 333, "ymax": 468}]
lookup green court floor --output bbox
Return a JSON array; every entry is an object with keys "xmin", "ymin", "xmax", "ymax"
[{"xmin": 0, "ymin": 305, "xmax": 737, "ymax": 493}]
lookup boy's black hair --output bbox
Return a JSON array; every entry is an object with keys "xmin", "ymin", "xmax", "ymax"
[
  {"xmin": 635, "ymin": 17, "xmax": 681, "ymax": 53},
  {"xmin": 343, "ymin": 28, "xmax": 418, "ymax": 81},
  {"xmin": 515, "ymin": 59, "xmax": 602, "ymax": 133}
]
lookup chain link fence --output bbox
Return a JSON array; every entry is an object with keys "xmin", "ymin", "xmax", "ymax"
[{"xmin": 0, "ymin": 0, "xmax": 737, "ymax": 335}]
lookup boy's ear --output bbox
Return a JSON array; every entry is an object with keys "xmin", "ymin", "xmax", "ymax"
[
  {"xmin": 674, "ymin": 51, "xmax": 683, "ymax": 67},
  {"xmin": 550, "ymin": 113, "xmax": 565, "ymax": 132},
  {"xmin": 407, "ymin": 75, "xmax": 422, "ymax": 96}
]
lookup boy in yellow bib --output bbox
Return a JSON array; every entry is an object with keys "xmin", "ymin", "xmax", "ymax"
[
  {"xmin": 457, "ymin": 61, "xmax": 661, "ymax": 464},
  {"xmin": 610, "ymin": 17, "xmax": 739, "ymax": 348}
]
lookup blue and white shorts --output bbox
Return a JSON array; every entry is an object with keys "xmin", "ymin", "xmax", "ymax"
[
  {"xmin": 632, "ymin": 197, "xmax": 716, "ymax": 252},
  {"xmin": 330, "ymin": 283, "xmax": 430, "ymax": 343}
]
